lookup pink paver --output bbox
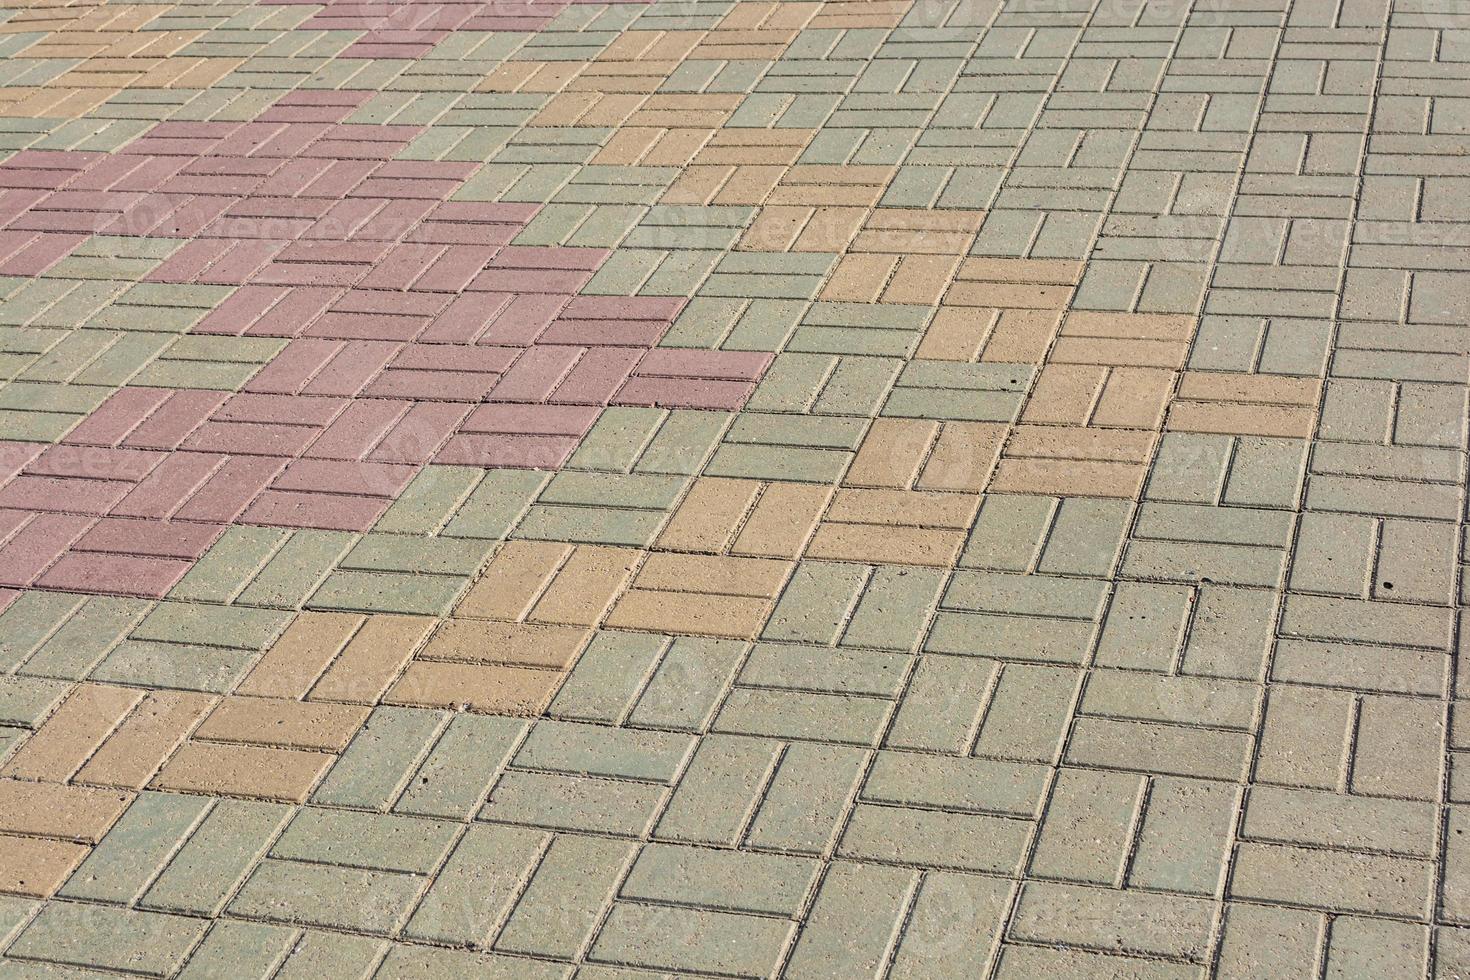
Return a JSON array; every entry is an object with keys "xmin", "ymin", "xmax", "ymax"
[{"xmin": 0, "ymin": 86, "xmax": 767, "ymax": 595}]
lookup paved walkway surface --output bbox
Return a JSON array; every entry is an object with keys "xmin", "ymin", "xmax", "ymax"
[{"xmin": 0, "ymin": 0, "xmax": 1466, "ymax": 976}]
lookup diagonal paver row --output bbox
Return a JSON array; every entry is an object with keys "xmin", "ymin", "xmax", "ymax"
[{"xmin": 0, "ymin": 0, "xmax": 1467, "ymax": 975}]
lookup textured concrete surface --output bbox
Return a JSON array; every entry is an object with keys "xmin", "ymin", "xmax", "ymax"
[{"xmin": 0, "ymin": 0, "xmax": 1466, "ymax": 975}]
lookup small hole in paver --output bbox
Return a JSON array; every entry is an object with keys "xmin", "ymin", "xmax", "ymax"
[{"xmin": 1383, "ymin": 582, "xmax": 1394, "ymax": 590}]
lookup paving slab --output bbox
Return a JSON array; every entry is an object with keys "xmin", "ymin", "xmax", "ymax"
[{"xmin": 0, "ymin": 0, "xmax": 1465, "ymax": 975}]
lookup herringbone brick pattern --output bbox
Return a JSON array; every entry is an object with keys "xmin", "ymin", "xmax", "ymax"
[{"xmin": 0, "ymin": 0, "xmax": 1466, "ymax": 975}]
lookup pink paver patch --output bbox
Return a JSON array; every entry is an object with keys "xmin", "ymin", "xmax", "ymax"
[
  {"xmin": 260, "ymin": 0, "xmax": 651, "ymax": 58},
  {"xmin": 0, "ymin": 98, "xmax": 771, "ymax": 596}
]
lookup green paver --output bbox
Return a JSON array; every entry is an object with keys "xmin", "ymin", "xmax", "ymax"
[
  {"xmin": 395, "ymin": 713, "xmax": 525, "ymax": 819},
  {"xmin": 1, "ymin": 1, "xmax": 1466, "ymax": 976},
  {"xmin": 479, "ymin": 772, "xmax": 663, "ymax": 838},
  {"xmin": 744, "ymin": 742, "xmax": 867, "ymax": 854},
  {"xmin": 625, "ymin": 636, "xmax": 743, "ymax": 732},
  {"xmin": 404, "ymin": 823, "xmax": 546, "ymax": 946},
  {"xmin": 590, "ymin": 903, "xmax": 793, "ymax": 977},
  {"xmin": 443, "ymin": 470, "xmax": 549, "ymax": 539},
  {"xmin": 0, "ymin": 592, "xmax": 86, "ymax": 672},
  {"xmin": 271, "ymin": 930, "xmax": 386, "ymax": 980},
  {"xmin": 783, "ymin": 862, "xmax": 914, "ymax": 978},
  {"xmin": 547, "ymin": 630, "xmax": 665, "ymax": 723},
  {"xmin": 141, "ymin": 800, "xmax": 293, "ymax": 916},
  {"xmin": 9, "ymin": 902, "xmax": 208, "ymax": 976},
  {"xmin": 761, "ymin": 561, "xmax": 868, "ymax": 644},
  {"xmin": 270, "ymin": 808, "xmax": 458, "ymax": 875},
  {"xmin": 60, "ymin": 793, "xmax": 210, "ymax": 904},
  {"xmin": 495, "ymin": 833, "xmax": 636, "ymax": 958},
  {"xmin": 234, "ymin": 530, "xmax": 357, "ymax": 609},
  {"xmin": 132, "ymin": 602, "xmax": 289, "ymax": 650},
  {"xmin": 175, "ymin": 921, "xmax": 297, "ymax": 980},
  {"xmin": 308, "ymin": 570, "xmax": 466, "ymax": 616},
  {"xmin": 92, "ymin": 641, "xmax": 256, "ymax": 692},
  {"xmin": 170, "ymin": 527, "xmax": 288, "ymax": 603},
  {"xmin": 621, "ymin": 843, "xmax": 820, "ymax": 916},
  {"xmin": 375, "ymin": 947, "xmax": 570, "ymax": 980},
  {"xmin": 229, "ymin": 859, "xmax": 424, "ymax": 934},
  {"xmin": 0, "ymin": 675, "xmax": 69, "ymax": 727},
  {"xmin": 514, "ymin": 719, "xmax": 693, "ymax": 783},
  {"xmin": 312, "ymin": 706, "xmax": 444, "ymax": 810},
  {"xmin": 654, "ymin": 734, "xmax": 780, "ymax": 847},
  {"xmin": 17, "ymin": 595, "xmax": 147, "ymax": 680}
]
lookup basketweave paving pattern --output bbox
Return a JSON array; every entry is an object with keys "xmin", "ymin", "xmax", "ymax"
[{"xmin": 0, "ymin": 0, "xmax": 1466, "ymax": 974}]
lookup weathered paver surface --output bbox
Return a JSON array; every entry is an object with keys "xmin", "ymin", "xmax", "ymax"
[{"xmin": 0, "ymin": 0, "xmax": 1466, "ymax": 975}]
